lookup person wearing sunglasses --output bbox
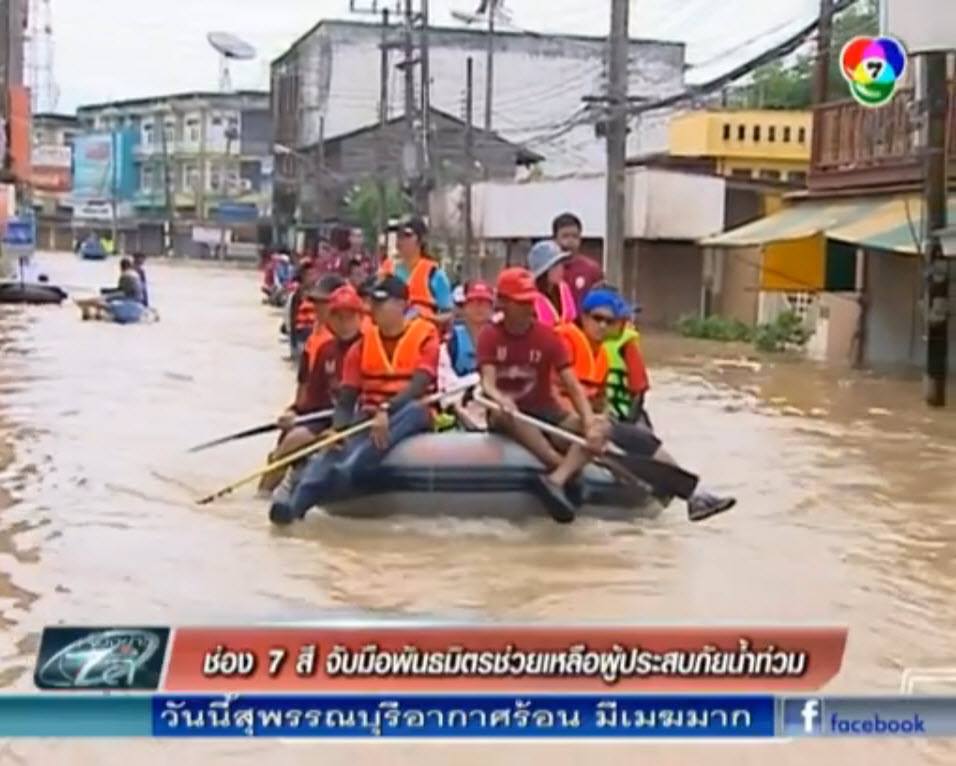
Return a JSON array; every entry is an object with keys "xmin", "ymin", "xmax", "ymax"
[
  {"xmin": 377, "ymin": 217, "xmax": 454, "ymax": 326},
  {"xmin": 603, "ymin": 294, "xmax": 651, "ymax": 429},
  {"xmin": 555, "ymin": 287, "xmax": 736, "ymax": 523}
]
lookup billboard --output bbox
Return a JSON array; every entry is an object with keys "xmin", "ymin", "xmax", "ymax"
[
  {"xmin": 71, "ymin": 129, "xmax": 139, "ymax": 201},
  {"xmin": 31, "ymin": 144, "xmax": 72, "ymax": 192},
  {"xmin": 7, "ymin": 86, "xmax": 32, "ymax": 183}
]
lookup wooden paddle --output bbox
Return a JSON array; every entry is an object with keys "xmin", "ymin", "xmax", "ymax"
[
  {"xmin": 187, "ymin": 408, "xmax": 335, "ymax": 453},
  {"xmin": 196, "ymin": 384, "xmax": 475, "ymax": 506},
  {"xmin": 473, "ymin": 391, "xmax": 698, "ymax": 499}
]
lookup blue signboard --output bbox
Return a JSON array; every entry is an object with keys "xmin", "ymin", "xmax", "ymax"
[
  {"xmin": 72, "ymin": 129, "xmax": 139, "ymax": 201},
  {"xmin": 215, "ymin": 202, "xmax": 259, "ymax": 223},
  {"xmin": 2, "ymin": 217, "xmax": 36, "ymax": 247}
]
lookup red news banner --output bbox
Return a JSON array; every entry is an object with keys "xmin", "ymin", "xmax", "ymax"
[{"xmin": 163, "ymin": 626, "xmax": 847, "ymax": 692}]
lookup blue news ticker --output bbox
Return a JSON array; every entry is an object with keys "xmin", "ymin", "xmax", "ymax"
[{"xmin": 0, "ymin": 695, "xmax": 952, "ymax": 738}]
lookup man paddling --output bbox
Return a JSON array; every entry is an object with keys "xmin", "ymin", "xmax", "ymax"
[
  {"xmin": 261, "ymin": 285, "xmax": 365, "ymax": 494},
  {"xmin": 269, "ymin": 275, "xmax": 441, "ymax": 524},
  {"xmin": 476, "ymin": 267, "xmax": 605, "ymax": 523},
  {"xmin": 557, "ymin": 287, "xmax": 736, "ymax": 523}
]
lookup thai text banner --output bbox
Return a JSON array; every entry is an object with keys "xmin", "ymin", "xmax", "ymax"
[{"xmin": 165, "ymin": 625, "xmax": 847, "ymax": 692}]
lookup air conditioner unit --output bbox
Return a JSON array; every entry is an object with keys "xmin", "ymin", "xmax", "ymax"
[{"xmin": 240, "ymin": 179, "xmax": 254, "ymax": 193}]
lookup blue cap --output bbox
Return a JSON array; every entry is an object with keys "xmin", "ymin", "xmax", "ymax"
[{"xmin": 581, "ymin": 288, "xmax": 620, "ymax": 315}]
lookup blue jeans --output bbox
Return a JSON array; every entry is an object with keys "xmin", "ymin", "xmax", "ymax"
[{"xmin": 287, "ymin": 402, "xmax": 432, "ymax": 516}]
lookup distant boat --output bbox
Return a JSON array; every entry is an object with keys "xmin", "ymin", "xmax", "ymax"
[{"xmin": 79, "ymin": 238, "xmax": 108, "ymax": 260}]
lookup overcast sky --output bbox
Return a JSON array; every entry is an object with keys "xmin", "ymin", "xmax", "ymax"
[{"xmin": 47, "ymin": 0, "xmax": 820, "ymax": 111}]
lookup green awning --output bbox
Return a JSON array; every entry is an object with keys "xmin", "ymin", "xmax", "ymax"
[
  {"xmin": 828, "ymin": 197, "xmax": 956, "ymax": 255},
  {"xmin": 701, "ymin": 200, "xmax": 880, "ymax": 247}
]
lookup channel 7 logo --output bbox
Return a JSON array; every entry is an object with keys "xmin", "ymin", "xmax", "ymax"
[
  {"xmin": 34, "ymin": 627, "xmax": 170, "ymax": 690},
  {"xmin": 781, "ymin": 698, "xmax": 823, "ymax": 736}
]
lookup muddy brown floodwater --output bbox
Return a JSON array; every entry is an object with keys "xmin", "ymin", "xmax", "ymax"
[{"xmin": 0, "ymin": 252, "xmax": 955, "ymax": 764}]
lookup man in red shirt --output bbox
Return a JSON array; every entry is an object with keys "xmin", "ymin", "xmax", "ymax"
[
  {"xmin": 270, "ymin": 275, "xmax": 441, "ymax": 524},
  {"xmin": 552, "ymin": 212, "xmax": 603, "ymax": 311},
  {"xmin": 477, "ymin": 267, "xmax": 605, "ymax": 523},
  {"xmin": 261, "ymin": 285, "xmax": 365, "ymax": 494}
]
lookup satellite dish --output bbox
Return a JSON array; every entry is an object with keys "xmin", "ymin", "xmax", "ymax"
[{"xmin": 207, "ymin": 32, "xmax": 257, "ymax": 92}]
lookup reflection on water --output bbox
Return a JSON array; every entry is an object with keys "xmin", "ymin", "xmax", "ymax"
[{"xmin": 1, "ymin": 253, "xmax": 955, "ymax": 764}]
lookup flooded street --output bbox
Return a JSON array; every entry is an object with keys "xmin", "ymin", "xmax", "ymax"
[{"xmin": 2, "ymin": 252, "xmax": 956, "ymax": 764}]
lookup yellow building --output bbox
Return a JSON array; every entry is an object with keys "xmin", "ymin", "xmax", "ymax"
[{"xmin": 667, "ymin": 109, "xmax": 812, "ymax": 185}]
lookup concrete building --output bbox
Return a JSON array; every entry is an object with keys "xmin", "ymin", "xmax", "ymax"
[
  {"xmin": 31, "ymin": 112, "xmax": 77, "ymax": 249},
  {"xmin": 667, "ymin": 109, "xmax": 812, "ymax": 185},
  {"xmin": 76, "ymin": 90, "xmax": 273, "ymax": 256},
  {"xmin": 275, "ymin": 107, "xmax": 541, "ymax": 244},
  {"xmin": 0, "ymin": 0, "xmax": 26, "ymax": 187},
  {"xmin": 431, "ymin": 167, "xmax": 726, "ymax": 328},
  {"xmin": 271, "ymin": 19, "xmax": 686, "ymax": 187},
  {"xmin": 701, "ymin": 72, "xmax": 956, "ymax": 373}
]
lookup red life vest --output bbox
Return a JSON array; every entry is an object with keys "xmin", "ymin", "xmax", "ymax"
[{"xmin": 294, "ymin": 295, "xmax": 317, "ymax": 331}]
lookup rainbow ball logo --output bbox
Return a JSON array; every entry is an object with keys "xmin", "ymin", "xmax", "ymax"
[{"xmin": 840, "ymin": 36, "xmax": 907, "ymax": 107}]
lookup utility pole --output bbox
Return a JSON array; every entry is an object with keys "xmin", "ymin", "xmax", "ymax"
[
  {"xmin": 921, "ymin": 51, "xmax": 949, "ymax": 407},
  {"xmin": 484, "ymin": 0, "xmax": 494, "ymax": 132},
  {"xmin": 812, "ymin": 0, "xmax": 833, "ymax": 104},
  {"xmin": 377, "ymin": 7, "xmax": 390, "ymax": 245},
  {"xmin": 420, "ymin": 0, "xmax": 431, "ymax": 188},
  {"xmin": 463, "ymin": 56, "xmax": 474, "ymax": 280},
  {"xmin": 315, "ymin": 115, "xmax": 325, "ymax": 229},
  {"xmin": 402, "ymin": 0, "xmax": 417, "ymax": 198},
  {"xmin": 604, "ymin": 0, "xmax": 629, "ymax": 289},
  {"xmin": 159, "ymin": 119, "xmax": 175, "ymax": 256}
]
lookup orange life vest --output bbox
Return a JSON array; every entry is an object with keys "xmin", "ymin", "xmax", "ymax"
[
  {"xmin": 555, "ymin": 322, "xmax": 609, "ymax": 404},
  {"xmin": 295, "ymin": 295, "xmax": 317, "ymax": 331},
  {"xmin": 380, "ymin": 257, "xmax": 439, "ymax": 318},
  {"xmin": 303, "ymin": 324, "xmax": 333, "ymax": 372},
  {"xmin": 358, "ymin": 318, "xmax": 438, "ymax": 408}
]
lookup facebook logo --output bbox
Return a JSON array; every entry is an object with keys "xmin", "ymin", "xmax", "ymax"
[{"xmin": 781, "ymin": 698, "xmax": 823, "ymax": 736}]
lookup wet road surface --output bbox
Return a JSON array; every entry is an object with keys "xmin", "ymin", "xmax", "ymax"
[{"xmin": 1, "ymin": 252, "xmax": 955, "ymax": 764}]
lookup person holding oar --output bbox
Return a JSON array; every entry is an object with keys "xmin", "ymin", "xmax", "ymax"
[
  {"xmin": 476, "ymin": 268, "xmax": 736, "ymax": 524},
  {"xmin": 269, "ymin": 275, "xmax": 442, "ymax": 525},
  {"xmin": 259, "ymin": 284, "xmax": 366, "ymax": 495}
]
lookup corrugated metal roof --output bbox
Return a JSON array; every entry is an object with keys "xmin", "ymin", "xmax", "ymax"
[{"xmin": 700, "ymin": 200, "xmax": 878, "ymax": 246}]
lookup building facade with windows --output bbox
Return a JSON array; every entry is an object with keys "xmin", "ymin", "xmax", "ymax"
[
  {"xmin": 31, "ymin": 112, "xmax": 78, "ymax": 249},
  {"xmin": 75, "ymin": 91, "xmax": 273, "ymax": 256},
  {"xmin": 667, "ymin": 109, "xmax": 812, "ymax": 185}
]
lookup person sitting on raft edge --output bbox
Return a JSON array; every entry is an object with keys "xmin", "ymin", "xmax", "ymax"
[
  {"xmin": 260, "ymin": 283, "xmax": 364, "ymax": 496},
  {"xmin": 555, "ymin": 286, "xmax": 736, "ymax": 524},
  {"xmin": 269, "ymin": 274, "xmax": 442, "ymax": 525}
]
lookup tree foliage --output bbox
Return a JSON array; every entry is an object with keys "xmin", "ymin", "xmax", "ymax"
[
  {"xmin": 737, "ymin": 0, "xmax": 879, "ymax": 109},
  {"xmin": 343, "ymin": 179, "xmax": 410, "ymax": 247}
]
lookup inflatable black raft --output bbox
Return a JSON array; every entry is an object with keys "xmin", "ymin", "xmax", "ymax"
[
  {"xmin": 308, "ymin": 432, "xmax": 667, "ymax": 522},
  {"xmin": 0, "ymin": 281, "xmax": 68, "ymax": 305}
]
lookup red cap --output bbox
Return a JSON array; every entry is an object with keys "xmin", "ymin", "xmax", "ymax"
[
  {"xmin": 496, "ymin": 267, "xmax": 537, "ymax": 303},
  {"xmin": 327, "ymin": 285, "xmax": 366, "ymax": 314},
  {"xmin": 465, "ymin": 281, "xmax": 494, "ymax": 304}
]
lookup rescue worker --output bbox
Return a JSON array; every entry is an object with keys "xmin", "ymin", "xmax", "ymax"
[
  {"xmin": 556, "ymin": 287, "xmax": 736, "ymax": 523},
  {"xmin": 476, "ymin": 267, "xmax": 604, "ymax": 523},
  {"xmin": 528, "ymin": 240, "xmax": 577, "ymax": 327},
  {"xmin": 261, "ymin": 285, "xmax": 366, "ymax": 494},
  {"xmin": 378, "ymin": 217, "xmax": 454, "ymax": 324},
  {"xmin": 270, "ymin": 275, "xmax": 441, "ymax": 524},
  {"xmin": 299, "ymin": 274, "xmax": 347, "ymax": 375},
  {"xmin": 287, "ymin": 261, "xmax": 322, "ymax": 359}
]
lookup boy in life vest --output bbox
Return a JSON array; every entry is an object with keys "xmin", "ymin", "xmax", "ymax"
[
  {"xmin": 559, "ymin": 287, "xmax": 736, "ymax": 523},
  {"xmin": 378, "ymin": 217, "xmax": 454, "ymax": 325},
  {"xmin": 270, "ymin": 275, "xmax": 441, "ymax": 524},
  {"xmin": 438, "ymin": 281, "xmax": 494, "ymax": 430},
  {"xmin": 261, "ymin": 285, "xmax": 366, "ymax": 494},
  {"xmin": 603, "ymin": 295, "xmax": 651, "ymax": 428},
  {"xmin": 527, "ymin": 240, "xmax": 577, "ymax": 327},
  {"xmin": 299, "ymin": 274, "xmax": 347, "ymax": 375}
]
